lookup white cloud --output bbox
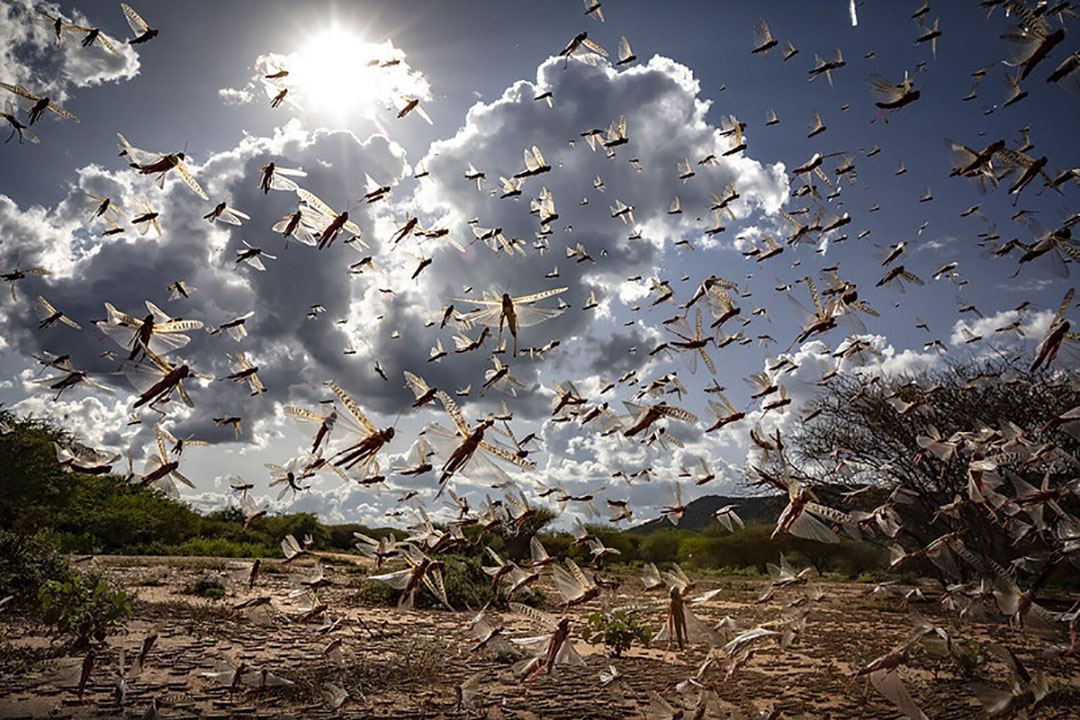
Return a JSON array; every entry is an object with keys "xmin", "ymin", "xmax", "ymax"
[
  {"xmin": 950, "ymin": 308, "xmax": 1052, "ymax": 348},
  {"xmin": 217, "ymin": 37, "xmax": 430, "ymax": 124},
  {"xmin": 739, "ymin": 335, "xmax": 943, "ymax": 467},
  {"xmin": 217, "ymin": 87, "xmax": 253, "ymax": 106},
  {"xmin": 0, "ymin": 0, "xmax": 140, "ymax": 104},
  {"xmin": 0, "ymin": 51, "xmax": 818, "ymax": 528}
]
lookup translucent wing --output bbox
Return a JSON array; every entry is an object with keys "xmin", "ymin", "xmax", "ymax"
[
  {"xmin": 0, "ymin": 82, "xmax": 37, "ymax": 104},
  {"xmin": 269, "ymin": 170, "xmax": 301, "ymax": 192},
  {"xmin": 459, "ymin": 306, "xmax": 505, "ymax": 327},
  {"xmin": 174, "ymin": 162, "xmax": 208, "ymax": 200},
  {"xmin": 658, "ymin": 405, "xmax": 698, "ymax": 424},
  {"xmin": 754, "ymin": 18, "xmax": 773, "ymax": 48},
  {"xmin": 1001, "ymin": 29, "xmax": 1043, "ymax": 66},
  {"xmin": 459, "ymin": 447, "xmax": 514, "ymax": 486},
  {"xmin": 145, "ymin": 329, "xmax": 194, "ymax": 356},
  {"xmin": 326, "ymin": 381, "xmax": 376, "ymax": 435},
  {"xmin": 370, "ymin": 568, "xmax": 412, "ymax": 590},
  {"xmin": 274, "ymin": 214, "xmax": 318, "ymax": 246},
  {"xmin": 478, "ymin": 439, "xmax": 536, "ymax": 469},
  {"xmin": 510, "ymin": 601, "xmax": 559, "ymax": 633},
  {"xmin": 422, "ymin": 421, "xmax": 463, "ymax": 458},
  {"xmin": 435, "ymin": 390, "xmax": 470, "ymax": 435},
  {"xmin": 868, "ymin": 74, "xmax": 905, "ymax": 104},
  {"xmin": 94, "ymin": 32, "xmax": 119, "ymax": 55},
  {"xmin": 870, "ymin": 669, "xmax": 929, "ymax": 720},
  {"xmin": 581, "ymin": 37, "xmax": 608, "ymax": 56},
  {"xmin": 296, "ymin": 188, "xmax": 336, "ymax": 218},
  {"xmin": 153, "ymin": 424, "xmax": 169, "ymax": 462},
  {"xmin": 123, "ymin": 361, "xmax": 166, "ymax": 395},
  {"xmin": 530, "ymin": 536, "xmax": 550, "ymax": 564},
  {"xmin": 511, "ymin": 304, "xmax": 565, "ymax": 328},
  {"xmin": 99, "ymin": 320, "xmax": 139, "ymax": 350},
  {"xmin": 789, "ymin": 509, "xmax": 841, "ymax": 544},
  {"xmin": 554, "ymin": 638, "xmax": 587, "ymax": 667},
  {"xmin": 116, "ymin": 132, "xmax": 155, "ymax": 165},
  {"xmin": 552, "ymin": 564, "xmax": 586, "ymax": 602},
  {"xmin": 121, "ymin": 3, "xmax": 149, "ymax": 34},
  {"xmin": 565, "ymin": 557, "xmax": 591, "ymax": 590}
]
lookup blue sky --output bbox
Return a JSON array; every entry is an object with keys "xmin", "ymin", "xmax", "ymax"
[{"xmin": 1, "ymin": 0, "xmax": 1077, "ymax": 527}]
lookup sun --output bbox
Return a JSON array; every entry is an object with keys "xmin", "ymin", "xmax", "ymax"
[{"xmin": 286, "ymin": 26, "xmax": 418, "ymax": 121}]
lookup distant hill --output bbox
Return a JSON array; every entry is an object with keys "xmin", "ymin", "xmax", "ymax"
[{"xmin": 628, "ymin": 493, "xmax": 786, "ymax": 535}]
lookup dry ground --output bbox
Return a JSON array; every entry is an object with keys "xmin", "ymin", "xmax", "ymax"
[{"xmin": 1, "ymin": 555, "xmax": 1078, "ymax": 719}]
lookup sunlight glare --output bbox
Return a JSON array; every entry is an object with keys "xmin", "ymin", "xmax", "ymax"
[{"xmin": 289, "ymin": 26, "xmax": 419, "ymax": 120}]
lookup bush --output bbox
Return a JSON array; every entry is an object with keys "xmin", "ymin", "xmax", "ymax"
[
  {"xmin": 170, "ymin": 537, "xmax": 279, "ymax": 558},
  {"xmin": 38, "ymin": 573, "xmax": 132, "ymax": 649},
  {"xmin": 0, "ymin": 530, "xmax": 72, "ymax": 604},
  {"xmin": 354, "ymin": 578, "xmax": 398, "ymax": 606},
  {"xmin": 641, "ymin": 531, "xmax": 683, "ymax": 564},
  {"xmin": 950, "ymin": 640, "xmax": 989, "ymax": 681},
  {"xmin": 424, "ymin": 555, "xmax": 488, "ymax": 610},
  {"xmin": 716, "ymin": 565, "xmax": 762, "ymax": 578},
  {"xmin": 185, "ymin": 574, "xmax": 226, "ymax": 599},
  {"xmin": 355, "ymin": 554, "xmax": 544, "ymax": 611},
  {"xmin": 581, "ymin": 610, "xmax": 652, "ymax": 657}
]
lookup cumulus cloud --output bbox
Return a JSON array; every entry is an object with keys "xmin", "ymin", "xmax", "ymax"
[
  {"xmin": 0, "ymin": 0, "xmax": 140, "ymax": 103},
  {"xmin": 950, "ymin": 308, "xmax": 1052, "ymax": 349},
  {"xmin": 0, "ymin": 51, "xmax": 817, "ymax": 529},
  {"xmin": 0, "ymin": 50, "xmax": 803, "ymax": 528},
  {"xmin": 217, "ymin": 36, "xmax": 431, "ymax": 123},
  {"xmin": 0, "ymin": 119, "xmax": 412, "ymax": 450},
  {"xmin": 739, "ymin": 334, "xmax": 944, "ymax": 467},
  {"xmin": 217, "ymin": 87, "xmax": 253, "ymax": 107}
]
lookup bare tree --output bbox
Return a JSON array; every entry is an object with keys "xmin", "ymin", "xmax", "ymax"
[{"xmin": 752, "ymin": 358, "xmax": 1080, "ymax": 601}]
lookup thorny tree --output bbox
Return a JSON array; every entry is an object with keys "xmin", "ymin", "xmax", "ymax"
[{"xmin": 751, "ymin": 358, "xmax": 1080, "ymax": 603}]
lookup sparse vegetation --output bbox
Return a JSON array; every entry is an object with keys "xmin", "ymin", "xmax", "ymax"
[
  {"xmin": 184, "ymin": 573, "xmax": 226, "ymax": 599},
  {"xmin": 755, "ymin": 360, "xmax": 1080, "ymax": 587},
  {"xmin": 0, "ymin": 410, "xmax": 906, "ymax": 582},
  {"xmin": 0, "ymin": 529, "xmax": 72, "ymax": 604},
  {"xmin": 38, "ymin": 573, "xmax": 132, "ymax": 649},
  {"xmin": 949, "ymin": 640, "xmax": 990, "ymax": 681},
  {"xmin": 581, "ymin": 609, "xmax": 652, "ymax": 657}
]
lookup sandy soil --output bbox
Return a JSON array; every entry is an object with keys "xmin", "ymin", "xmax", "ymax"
[{"xmin": 1, "ymin": 555, "xmax": 1078, "ymax": 719}]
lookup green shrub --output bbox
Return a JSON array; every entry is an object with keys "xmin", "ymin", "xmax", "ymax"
[
  {"xmin": 354, "ymin": 554, "xmax": 543, "ymax": 611},
  {"xmin": 641, "ymin": 531, "xmax": 683, "ymax": 564},
  {"xmin": 0, "ymin": 530, "xmax": 72, "ymax": 604},
  {"xmin": 171, "ymin": 537, "xmax": 279, "ymax": 558},
  {"xmin": 581, "ymin": 610, "xmax": 652, "ymax": 657},
  {"xmin": 537, "ymin": 532, "xmax": 573, "ymax": 562},
  {"xmin": 184, "ymin": 574, "xmax": 226, "ymax": 599},
  {"xmin": 950, "ymin": 640, "xmax": 990, "ymax": 681},
  {"xmin": 38, "ymin": 573, "xmax": 132, "ymax": 649},
  {"xmin": 354, "ymin": 578, "xmax": 399, "ymax": 606},
  {"xmin": 427, "ymin": 555, "xmax": 488, "ymax": 610},
  {"xmin": 716, "ymin": 565, "xmax": 762, "ymax": 578}
]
